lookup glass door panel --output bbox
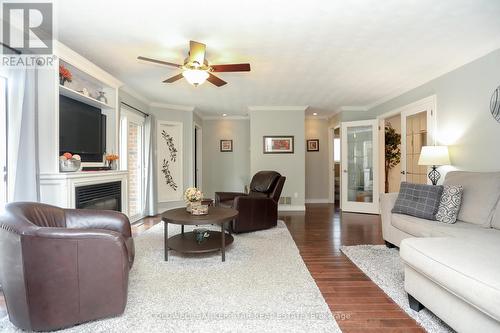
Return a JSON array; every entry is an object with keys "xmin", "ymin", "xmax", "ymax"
[
  {"xmin": 402, "ymin": 111, "xmax": 428, "ymax": 184},
  {"xmin": 120, "ymin": 109, "xmax": 146, "ymax": 221},
  {"xmin": 341, "ymin": 120, "xmax": 379, "ymax": 214},
  {"xmin": 127, "ymin": 122, "xmax": 143, "ymax": 218}
]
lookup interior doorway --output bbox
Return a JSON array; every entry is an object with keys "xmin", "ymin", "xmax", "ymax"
[
  {"xmin": 341, "ymin": 119, "xmax": 380, "ymax": 214},
  {"xmin": 333, "ymin": 127, "xmax": 341, "ymax": 206},
  {"xmin": 328, "ymin": 125, "xmax": 341, "ymax": 207},
  {"xmin": 385, "ymin": 114, "xmax": 402, "ymax": 193},
  {"xmin": 378, "ymin": 96, "xmax": 436, "ymax": 193}
]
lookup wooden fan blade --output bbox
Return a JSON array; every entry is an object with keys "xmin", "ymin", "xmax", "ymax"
[
  {"xmin": 163, "ymin": 73, "xmax": 184, "ymax": 83},
  {"xmin": 188, "ymin": 41, "xmax": 206, "ymax": 65},
  {"xmin": 137, "ymin": 56, "xmax": 182, "ymax": 68},
  {"xmin": 210, "ymin": 63, "xmax": 251, "ymax": 72},
  {"xmin": 207, "ymin": 73, "xmax": 227, "ymax": 87}
]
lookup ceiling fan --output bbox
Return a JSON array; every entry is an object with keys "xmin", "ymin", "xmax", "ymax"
[{"xmin": 137, "ymin": 40, "xmax": 251, "ymax": 87}]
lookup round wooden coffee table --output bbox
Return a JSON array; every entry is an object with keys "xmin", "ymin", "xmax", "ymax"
[{"xmin": 161, "ymin": 207, "xmax": 238, "ymax": 262}]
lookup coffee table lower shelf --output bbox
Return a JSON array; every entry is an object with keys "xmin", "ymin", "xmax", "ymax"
[{"xmin": 165, "ymin": 231, "xmax": 234, "ymax": 261}]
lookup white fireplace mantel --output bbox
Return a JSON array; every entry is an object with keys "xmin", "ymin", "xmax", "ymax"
[{"xmin": 39, "ymin": 170, "xmax": 128, "ymax": 215}]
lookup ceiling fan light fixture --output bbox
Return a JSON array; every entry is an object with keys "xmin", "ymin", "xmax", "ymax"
[{"xmin": 182, "ymin": 69, "xmax": 209, "ymax": 86}]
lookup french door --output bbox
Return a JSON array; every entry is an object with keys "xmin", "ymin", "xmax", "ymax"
[
  {"xmin": 120, "ymin": 109, "xmax": 146, "ymax": 221},
  {"xmin": 341, "ymin": 120, "xmax": 380, "ymax": 214},
  {"xmin": 401, "ymin": 106, "xmax": 433, "ymax": 185}
]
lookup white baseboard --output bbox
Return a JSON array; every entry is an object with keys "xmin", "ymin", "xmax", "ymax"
[
  {"xmin": 156, "ymin": 203, "xmax": 307, "ymax": 213},
  {"xmin": 305, "ymin": 198, "xmax": 332, "ymax": 204},
  {"xmin": 156, "ymin": 202, "xmax": 185, "ymax": 215},
  {"xmin": 278, "ymin": 204, "xmax": 306, "ymax": 212}
]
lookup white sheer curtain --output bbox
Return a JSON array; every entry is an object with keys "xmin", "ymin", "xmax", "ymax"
[
  {"xmin": 143, "ymin": 114, "xmax": 156, "ymax": 215},
  {"xmin": 2, "ymin": 67, "xmax": 39, "ymax": 202}
]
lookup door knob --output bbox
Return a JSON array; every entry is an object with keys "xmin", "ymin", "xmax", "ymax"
[
  {"xmin": 343, "ymin": 169, "xmax": 347, "ymax": 173},
  {"xmin": 401, "ymin": 171, "xmax": 406, "ymax": 175}
]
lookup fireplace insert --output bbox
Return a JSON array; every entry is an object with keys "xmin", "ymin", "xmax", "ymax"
[{"xmin": 75, "ymin": 181, "xmax": 121, "ymax": 211}]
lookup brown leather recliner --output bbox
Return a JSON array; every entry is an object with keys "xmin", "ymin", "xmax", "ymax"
[
  {"xmin": 0, "ymin": 202, "xmax": 134, "ymax": 331},
  {"xmin": 215, "ymin": 171, "xmax": 286, "ymax": 233}
]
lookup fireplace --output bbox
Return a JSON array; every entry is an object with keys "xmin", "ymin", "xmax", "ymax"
[{"xmin": 75, "ymin": 181, "xmax": 122, "ymax": 212}]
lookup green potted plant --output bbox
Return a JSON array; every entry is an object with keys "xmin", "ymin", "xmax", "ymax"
[{"xmin": 385, "ymin": 123, "xmax": 401, "ymax": 193}]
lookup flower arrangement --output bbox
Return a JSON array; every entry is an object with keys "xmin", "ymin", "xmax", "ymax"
[
  {"xmin": 59, "ymin": 64, "xmax": 72, "ymax": 86},
  {"xmin": 184, "ymin": 187, "xmax": 203, "ymax": 203},
  {"xmin": 105, "ymin": 153, "xmax": 119, "ymax": 170},
  {"xmin": 105, "ymin": 153, "xmax": 119, "ymax": 162}
]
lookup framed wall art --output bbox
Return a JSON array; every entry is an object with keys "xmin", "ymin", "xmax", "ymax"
[
  {"xmin": 157, "ymin": 121, "xmax": 183, "ymax": 202},
  {"xmin": 220, "ymin": 139, "xmax": 233, "ymax": 152},
  {"xmin": 307, "ymin": 139, "xmax": 319, "ymax": 152},
  {"xmin": 491, "ymin": 84, "xmax": 500, "ymax": 122},
  {"xmin": 263, "ymin": 136, "xmax": 294, "ymax": 154}
]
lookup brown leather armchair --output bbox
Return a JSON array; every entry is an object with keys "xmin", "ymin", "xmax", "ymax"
[
  {"xmin": 215, "ymin": 171, "xmax": 285, "ymax": 233},
  {"xmin": 0, "ymin": 202, "xmax": 134, "ymax": 331}
]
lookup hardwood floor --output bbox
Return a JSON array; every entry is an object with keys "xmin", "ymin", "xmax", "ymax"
[
  {"xmin": 282, "ymin": 204, "xmax": 423, "ymax": 333},
  {"xmin": 0, "ymin": 204, "xmax": 423, "ymax": 332}
]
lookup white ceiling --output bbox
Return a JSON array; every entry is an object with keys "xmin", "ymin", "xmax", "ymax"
[{"xmin": 56, "ymin": 0, "xmax": 500, "ymax": 116}]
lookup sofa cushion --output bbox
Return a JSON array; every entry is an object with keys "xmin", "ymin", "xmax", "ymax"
[
  {"xmin": 444, "ymin": 171, "xmax": 500, "ymax": 227},
  {"xmin": 392, "ymin": 213, "xmax": 441, "ymax": 237},
  {"xmin": 392, "ymin": 213, "xmax": 500, "ymax": 243},
  {"xmin": 392, "ymin": 182, "xmax": 443, "ymax": 220},
  {"xmin": 401, "ymin": 237, "xmax": 500, "ymax": 322},
  {"xmin": 436, "ymin": 185, "xmax": 463, "ymax": 224}
]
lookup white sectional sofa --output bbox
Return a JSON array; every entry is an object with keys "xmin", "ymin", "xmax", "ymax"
[{"xmin": 381, "ymin": 171, "xmax": 500, "ymax": 333}]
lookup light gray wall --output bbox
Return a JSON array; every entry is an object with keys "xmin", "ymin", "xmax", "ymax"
[
  {"xmin": 249, "ymin": 109, "xmax": 305, "ymax": 208},
  {"xmin": 118, "ymin": 90, "xmax": 149, "ymax": 113},
  {"xmin": 358, "ymin": 48, "xmax": 500, "ymax": 173},
  {"xmin": 149, "ymin": 106, "xmax": 194, "ymax": 212},
  {"xmin": 202, "ymin": 119, "xmax": 251, "ymax": 199},
  {"xmin": 305, "ymin": 118, "xmax": 329, "ymax": 201}
]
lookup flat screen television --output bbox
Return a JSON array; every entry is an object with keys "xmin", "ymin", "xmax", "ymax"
[{"xmin": 59, "ymin": 95, "xmax": 106, "ymax": 162}]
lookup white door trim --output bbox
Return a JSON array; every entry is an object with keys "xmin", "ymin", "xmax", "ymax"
[
  {"xmin": 193, "ymin": 121, "xmax": 202, "ymax": 190},
  {"xmin": 377, "ymin": 95, "xmax": 437, "ymax": 188},
  {"xmin": 341, "ymin": 119, "xmax": 380, "ymax": 214},
  {"xmin": 328, "ymin": 125, "xmax": 335, "ymax": 203},
  {"xmin": 328, "ymin": 125, "xmax": 341, "ymax": 204}
]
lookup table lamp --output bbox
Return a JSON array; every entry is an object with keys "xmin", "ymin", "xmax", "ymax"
[{"xmin": 418, "ymin": 146, "xmax": 450, "ymax": 185}]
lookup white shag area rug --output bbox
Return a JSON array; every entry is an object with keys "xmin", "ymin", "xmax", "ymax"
[
  {"xmin": 341, "ymin": 245, "xmax": 454, "ymax": 333},
  {"xmin": 0, "ymin": 221, "xmax": 340, "ymax": 333}
]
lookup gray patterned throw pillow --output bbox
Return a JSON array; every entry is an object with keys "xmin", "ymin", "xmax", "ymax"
[
  {"xmin": 392, "ymin": 182, "xmax": 444, "ymax": 220},
  {"xmin": 436, "ymin": 185, "xmax": 463, "ymax": 224}
]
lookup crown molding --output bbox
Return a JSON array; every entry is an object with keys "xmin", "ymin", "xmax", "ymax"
[
  {"xmin": 149, "ymin": 102, "xmax": 194, "ymax": 112},
  {"xmin": 203, "ymin": 115, "xmax": 250, "ymax": 120},
  {"xmin": 339, "ymin": 105, "xmax": 368, "ymax": 112},
  {"xmin": 120, "ymin": 86, "xmax": 150, "ymax": 105},
  {"xmin": 248, "ymin": 106, "xmax": 308, "ymax": 112},
  {"xmin": 55, "ymin": 41, "xmax": 124, "ymax": 88},
  {"xmin": 305, "ymin": 115, "xmax": 329, "ymax": 120},
  {"xmin": 193, "ymin": 110, "xmax": 205, "ymax": 120}
]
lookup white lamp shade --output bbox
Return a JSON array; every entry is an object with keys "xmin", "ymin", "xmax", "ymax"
[
  {"xmin": 182, "ymin": 69, "xmax": 209, "ymax": 86},
  {"xmin": 418, "ymin": 146, "xmax": 450, "ymax": 166}
]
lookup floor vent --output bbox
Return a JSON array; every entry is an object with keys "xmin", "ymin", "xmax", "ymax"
[{"xmin": 279, "ymin": 197, "xmax": 292, "ymax": 205}]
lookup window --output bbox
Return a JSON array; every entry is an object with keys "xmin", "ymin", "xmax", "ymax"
[
  {"xmin": 0, "ymin": 77, "xmax": 7, "ymax": 210},
  {"xmin": 120, "ymin": 109, "xmax": 146, "ymax": 221}
]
